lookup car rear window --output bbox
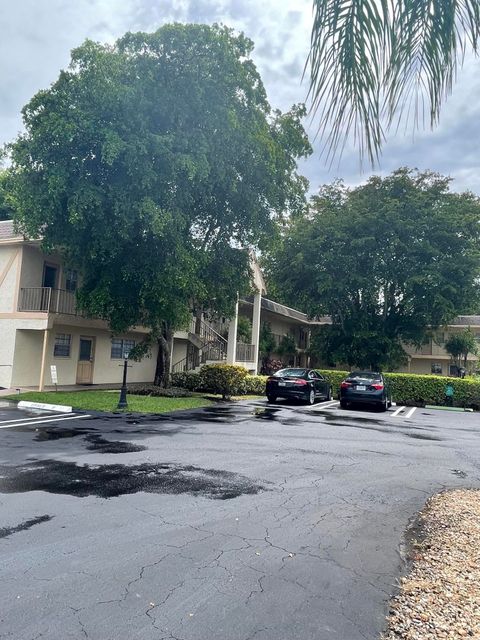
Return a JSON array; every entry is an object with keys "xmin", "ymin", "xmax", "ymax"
[
  {"xmin": 348, "ymin": 371, "xmax": 382, "ymax": 381},
  {"xmin": 274, "ymin": 368, "xmax": 307, "ymax": 378}
]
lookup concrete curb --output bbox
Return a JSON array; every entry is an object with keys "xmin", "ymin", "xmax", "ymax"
[{"xmin": 18, "ymin": 400, "xmax": 73, "ymax": 413}]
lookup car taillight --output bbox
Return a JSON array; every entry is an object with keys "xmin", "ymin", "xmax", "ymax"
[
  {"xmin": 340, "ymin": 381, "xmax": 352, "ymax": 388},
  {"xmin": 292, "ymin": 379, "xmax": 308, "ymax": 385},
  {"xmin": 371, "ymin": 383, "xmax": 384, "ymax": 390},
  {"xmin": 267, "ymin": 377, "xmax": 276, "ymax": 382}
]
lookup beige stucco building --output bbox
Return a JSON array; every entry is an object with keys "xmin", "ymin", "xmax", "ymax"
[
  {"xmin": 0, "ymin": 221, "xmax": 321, "ymax": 389},
  {"xmin": 399, "ymin": 321, "xmax": 480, "ymax": 376}
]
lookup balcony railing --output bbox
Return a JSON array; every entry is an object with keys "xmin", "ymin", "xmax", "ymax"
[
  {"xmin": 19, "ymin": 287, "xmax": 77, "ymax": 315},
  {"xmin": 236, "ymin": 343, "xmax": 255, "ymax": 362}
]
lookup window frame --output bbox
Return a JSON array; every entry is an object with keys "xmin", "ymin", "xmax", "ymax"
[
  {"xmin": 53, "ymin": 333, "xmax": 72, "ymax": 358},
  {"xmin": 110, "ymin": 338, "xmax": 135, "ymax": 360}
]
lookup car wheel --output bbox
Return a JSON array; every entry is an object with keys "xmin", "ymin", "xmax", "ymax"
[
  {"xmin": 306, "ymin": 389, "xmax": 315, "ymax": 405},
  {"xmin": 340, "ymin": 399, "xmax": 348, "ymax": 409},
  {"xmin": 267, "ymin": 395, "xmax": 277, "ymax": 403},
  {"xmin": 379, "ymin": 397, "xmax": 388, "ymax": 412}
]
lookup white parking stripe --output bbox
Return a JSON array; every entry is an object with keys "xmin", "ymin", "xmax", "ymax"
[
  {"xmin": 306, "ymin": 400, "xmax": 339, "ymax": 411},
  {"xmin": 391, "ymin": 406, "xmax": 406, "ymax": 417},
  {"xmin": 0, "ymin": 413, "xmax": 74, "ymax": 425},
  {"xmin": 0, "ymin": 414, "xmax": 90, "ymax": 429},
  {"xmin": 404, "ymin": 406, "xmax": 417, "ymax": 419}
]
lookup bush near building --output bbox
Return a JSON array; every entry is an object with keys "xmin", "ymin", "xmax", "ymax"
[{"xmin": 172, "ymin": 367, "xmax": 480, "ymax": 409}]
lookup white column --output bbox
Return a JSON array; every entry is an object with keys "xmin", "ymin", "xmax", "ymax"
[
  {"xmin": 38, "ymin": 329, "xmax": 49, "ymax": 391},
  {"xmin": 226, "ymin": 297, "xmax": 239, "ymax": 365},
  {"xmin": 251, "ymin": 292, "xmax": 262, "ymax": 374}
]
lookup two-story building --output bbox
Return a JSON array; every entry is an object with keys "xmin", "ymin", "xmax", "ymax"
[{"xmin": 0, "ymin": 220, "xmax": 321, "ymax": 390}]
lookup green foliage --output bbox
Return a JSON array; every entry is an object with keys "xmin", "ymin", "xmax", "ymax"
[
  {"xmin": 444, "ymin": 329, "xmax": 478, "ymax": 368},
  {"xmin": 170, "ymin": 371, "xmax": 202, "ymax": 391},
  {"xmin": 199, "ymin": 364, "xmax": 249, "ymax": 400},
  {"xmin": 268, "ymin": 169, "xmax": 480, "ymax": 371},
  {"xmin": 317, "ymin": 369, "xmax": 480, "ymax": 408},
  {"xmin": 259, "ymin": 322, "xmax": 276, "ymax": 355},
  {"xmin": 276, "ymin": 334, "xmax": 297, "ymax": 357},
  {"xmin": 237, "ymin": 316, "xmax": 252, "ymax": 344},
  {"xmin": 171, "ymin": 369, "xmax": 267, "ymax": 396},
  {"xmin": 128, "ymin": 383, "xmax": 194, "ymax": 397},
  {"xmin": 308, "ymin": 0, "xmax": 480, "ymax": 162},
  {"xmin": 0, "ymin": 170, "xmax": 15, "ymax": 221},
  {"xmin": 8, "ymin": 24, "xmax": 311, "ymax": 383},
  {"xmin": 242, "ymin": 374, "xmax": 269, "ymax": 395}
]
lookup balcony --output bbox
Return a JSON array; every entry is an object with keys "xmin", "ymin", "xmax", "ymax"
[
  {"xmin": 19, "ymin": 288, "xmax": 77, "ymax": 315},
  {"xmin": 236, "ymin": 343, "xmax": 255, "ymax": 362}
]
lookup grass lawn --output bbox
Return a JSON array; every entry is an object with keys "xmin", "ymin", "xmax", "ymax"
[{"xmin": 6, "ymin": 391, "xmax": 213, "ymax": 413}]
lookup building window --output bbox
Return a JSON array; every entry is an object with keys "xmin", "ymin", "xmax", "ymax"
[
  {"xmin": 111, "ymin": 338, "xmax": 135, "ymax": 359},
  {"xmin": 65, "ymin": 270, "xmax": 78, "ymax": 292},
  {"xmin": 431, "ymin": 363, "xmax": 442, "ymax": 375},
  {"xmin": 53, "ymin": 333, "xmax": 71, "ymax": 357}
]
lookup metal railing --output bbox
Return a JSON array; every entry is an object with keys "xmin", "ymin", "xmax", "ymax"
[
  {"xmin": 236, "ymin": 343, "xmax": 255, "ymax": 362},
  {"xmin": 19, "ymin": 287, "xmax": 77, "ymax": 315},
  {"xmin": 171, "ymin": 319, "xmax": 228, "ymax": 374}
]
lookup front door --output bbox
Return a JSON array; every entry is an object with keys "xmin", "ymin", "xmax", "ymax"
[{"xmin": 76, "ymin": 337, "xmax": 95, "ymax": 384}]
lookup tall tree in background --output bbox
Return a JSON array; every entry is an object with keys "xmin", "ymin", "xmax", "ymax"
[
  {"xmin": 0, "ymin": 171, "xmax": 15, "ymax": 221},
  {"xmin": 308, "ymin": 0, "xmax": 480, "ymax": 162},
  {"xmin": 8, "ymin": 24, "xmax": 311, "ymax": 385},
  {"xmin": 445, "ymin": 328, "xmax": 478, "ymax": 371},
  {"xmin": 266, "ymin": 168, "xmax": 480, "ymax": 370}
]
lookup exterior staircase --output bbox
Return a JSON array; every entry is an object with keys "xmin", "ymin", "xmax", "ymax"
[{"xmin": 171, "ymin": 318, "xmax": 228, "ymax": 374}]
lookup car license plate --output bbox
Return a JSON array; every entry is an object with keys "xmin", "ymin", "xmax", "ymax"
[
  {"xmin": 278, "ymin": 382, "xmax": 286, "ymax": 386},
  {"xmin": 356, "ymin": 385, "xmax": 366, "ymax": 391}
]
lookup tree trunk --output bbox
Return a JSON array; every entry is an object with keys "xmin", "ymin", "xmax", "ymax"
[{"xmin": 154, "ymin": 326, "xmax": 173, "ymax": 387}]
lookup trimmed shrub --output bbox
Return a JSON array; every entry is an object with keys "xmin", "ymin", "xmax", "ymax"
[
  {"xmin": 384, "ymin": 373, "xmax": 480, "ymax": 408},
  {"xmin": 243, "ymin": 374, "xmax": 269, "ymax": 395},
  {"xmin": 128, "ymin": 384, "xmax": 194, "ymax": 398},
  {"xmin": 199, "ymin": 364, "xmax": 249, "ymax": 400},
  {"xmin": 170, "ymin": 371, "xmax": 202, "ymax": 391}
]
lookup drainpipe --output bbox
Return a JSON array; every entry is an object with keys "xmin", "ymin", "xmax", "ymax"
[{"xmin": 38, "ymin": 329, "xmax": 49, "ymax": 391}]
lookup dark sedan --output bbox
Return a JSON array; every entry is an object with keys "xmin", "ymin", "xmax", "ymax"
[
  {"xmin": 339, "ymin": 371, "xmax": 391, "ymax": 411},
  {"xmin": 266, "ymin": 368, "xmax": 332, "ymax": 405}
]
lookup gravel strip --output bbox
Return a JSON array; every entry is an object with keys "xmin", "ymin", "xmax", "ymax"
[{"xmin": 383, "ymin": 489, "xmax": 480, "ymax": 639}]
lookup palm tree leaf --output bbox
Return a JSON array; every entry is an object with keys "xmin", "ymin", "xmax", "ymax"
[{"xmin": 308, "ymin": 0, "xmax": 480, "ymax": 163}]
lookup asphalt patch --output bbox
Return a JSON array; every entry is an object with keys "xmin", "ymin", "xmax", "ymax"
[
  {"xmin": 84, "ymin": 435, "xmax": 146, "ymax": 454},
  {"xmin": 0, "ymin": 514, "xmax": 53, "ymax": 539},
  {"xmin": 34, "ymin": 427, "xmax": 93, "ymax": 441},
  {"xmin": 0, "ymin": 460, "xmax": 264, "ymax": 499}
]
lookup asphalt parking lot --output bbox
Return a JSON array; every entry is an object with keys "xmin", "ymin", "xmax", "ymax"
[{"xmin": 0, "ymin": 399, "xmax": 479, "ymax": 640}]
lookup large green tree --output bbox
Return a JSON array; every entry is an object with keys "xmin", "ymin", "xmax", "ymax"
[
  {"xmin": 266, "ymin": 168, "xmax": 480, "ymax": 370},
  {"xmin": 308, "ymin": 0, "xmax": 480, "ymax": 161},
  {"xmin": 8, "ymin": 24, "xmax": 311, "ymax": 385}
]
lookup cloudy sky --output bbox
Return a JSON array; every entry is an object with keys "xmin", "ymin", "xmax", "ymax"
[{"xmin": 2, "ymin": 0, "xmax": 480, "ymax": 194}]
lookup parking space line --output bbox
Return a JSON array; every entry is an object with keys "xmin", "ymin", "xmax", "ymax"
[
  {"xmin": 0, "ymin": 414, "xmax": 90, "ymax": 429},
  {"xmin": 307, "ymin": 400, "xmax": 340, "ymax": 411},
  {"xmin": 0, "ymin": 413, "xmax": 74, "ymax": 426},
  {"xmin": 391, "ymin": 406, "xmax": 406, "ymax": 417},
  {"xmin": 404, "ymin": 406, "xmax": 417, "ymax": 419}
]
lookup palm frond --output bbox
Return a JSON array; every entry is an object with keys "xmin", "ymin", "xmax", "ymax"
[
  {"xmin": 307, "ymin": 0, "xmax": 391, "ymax": 164},
  {"xmin": 308, "ymin": 0, "xmax": 480, "ymax": 164}
]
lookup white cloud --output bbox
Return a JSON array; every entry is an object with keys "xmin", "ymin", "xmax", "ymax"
[{"xmin": 1, "ymin": 0, "xmax": 479, "ymax": 195}]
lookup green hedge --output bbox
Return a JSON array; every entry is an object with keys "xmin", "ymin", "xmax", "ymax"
[
  {"xmin": 171, "ymin": 367, "xmax": 480, "ymax": 408},
  {"xmin": 317, "ymin": 369, "xmax": 480, "ymax": 408}
]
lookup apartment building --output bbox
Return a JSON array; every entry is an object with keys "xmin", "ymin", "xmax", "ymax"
[{"xmin": 0, "ymin": 220, "xmax": 320, "ymax": 389}]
